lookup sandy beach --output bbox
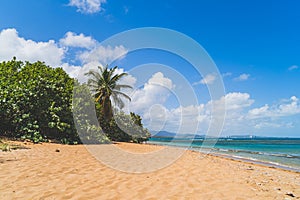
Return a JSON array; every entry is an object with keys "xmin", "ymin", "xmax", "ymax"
[{"xmin": 0, "ymin": 141, "xmax": 299, "ymax": 200}]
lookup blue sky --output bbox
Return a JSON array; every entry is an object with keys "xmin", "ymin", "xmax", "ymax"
[{"xmin": 0, "ymin": 0, "xmax": 299, "ymax": 137}]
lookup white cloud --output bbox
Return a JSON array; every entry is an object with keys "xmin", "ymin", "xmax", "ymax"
[
  {"xmin": 222, "ymin": 72, "xmax": 232, "ymax": 77},
  {"xmin": 2, "ymin": 28, "xmax": 299, "ymax": 136},
  {"xmin": 193, "ymin": 74, "xmax": 216, "ymax": 85},
  {"xmin": 114, "ymin": 68, "xmax": 137, "ymax": 87},
  {"xmin": 234, "ymin": 73, "xmax": 250, "ymax": 81},
  {"xmin": 225, "ymin": 92, "xmax": 254, "ymax": 110},
  {"xmin": 129, "ymin": 72, "xmax": 175, "ymax": 114},
  {"xmin": 61, "ymin": 61, "xmax": 101, "ymax": 82},
  {"xmin": 0, "ymin": 28, "xmax": 64, "ymax": 67},
  {"xmin": 254, "ymin": 122, "xmax": 294, "ymax": 129},
  {"xmin": 78, "ymin": 45, "xmax": 128, "ymax": 65},
  {"xmin": 59, "ymin": 32, "xmax": 129, "ymax": 82},
  {"xmin": 248, "ymin": 96, "xmax": 300, "ymax": 119},
  {"xmin": 135, "ymin": 91, "xmax": 299, "ymax": 135},
  {"xmin": 210, "ymin": 92, "xmax": 254, "ymax": 111},
  {"xmin": 254, "ymin": 122, "xmax": 281, "ymax": 129},
  {"xmin": 148, "ymin": 72, "xmax": 174, "ymax": 90},
  {"xmin": 288, "ymin": 65, "xmax": 299, "ymax": 71},
  {"xmin": 248, "ymin": 104, "xmax": 269, "ymax": 117},
  {"xmin": 68, "ymin": 0, "xmax": 106, "ymax": 14},
  {"xmin": 0, "ymin": 28, "xmax": 129, "ymax": 84},
  {"xmin": 129, "ymin": 89, "xmax": 256, "ymax": 134},
  {"xmin": 277, "ymin": 96, "xmax": 300, "ymax": 116},
  {"xmin": 71, "ymin": 59, "xmax": 298, "ymax": 135},
  {"xmin": 60, "ymin": 32, "xmax": 96, "ymax": 49}
]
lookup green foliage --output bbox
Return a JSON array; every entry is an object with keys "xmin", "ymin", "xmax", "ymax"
[
  {"xmin": 0, "ymin": 143, "xmax": 11, "ymax": 151},
  {"xmin": 97, "ymin": 109, "xmax": 151, "ymax": 143},
  {"xmin": 85, "ymin": 65, "xmax": 132, "ymax": 121},
  {"xmin": 0, "ymin": 59, "xmax": 151, "ymax": 144},
  {"xmin": 84, "ymin": 65, "xmax": 150, "ymax": 143},
  {"xmin": 0, "ymin": 140, "xmax": 28, "ymax": 151},
  {"xmin": 0, "ymin": 58, "xmax": 78, "ymax": 143},
  {"xmin": 72, "ymin": 83, "xmax": 110, "ymax": 144}
]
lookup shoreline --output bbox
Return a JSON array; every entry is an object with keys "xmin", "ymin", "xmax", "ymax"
[
  {"xmin": 148, "ymin": 140, "xmax": 300, "ymax": 173},
  {"xmin": 209, "ymin": 152, "xmax": 300, "ymax": 173},
  {"xmin": 1, "ymin": 141, "xmax": 299, "ymax": 199}
]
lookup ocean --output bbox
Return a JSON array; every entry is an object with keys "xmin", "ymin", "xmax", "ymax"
[{"xmin": 148, "ymin": 137, "xmax": 300, "ymax": 172}]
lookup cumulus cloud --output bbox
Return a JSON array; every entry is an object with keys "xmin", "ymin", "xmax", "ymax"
[
  {"xmin": 114, "ymin": 68, "xmax": 137, "ymax": 87},
  {"xmin": 132, "ymin": 89, "xmax": 299, "ymax": 135},
  {"xmin": 207, "ymin": 92, "xmax": 254, "ymax": 112},
  {"xmin": 248, "ymin": 104, "xmax": 269, "ymax": 118},
  {"xmin": 288, "ymin": 65, "xmax": 299, "ymax": 71},
  {"xmin": 234, "ymin": 73, "xmax": 250, "ymax": 81},
  {"xmin": 60, "ymin": 32, "xmax": 96, "ymax": 49},
  {"xmin": 148, "ymin": 72, "xmax": 174, "ymax": 89},
  {"xmin": 193, "ymin": 74, "xmax": 216, "ymax": 85},
  {"xmin": 248, "ymin": 96, "xmax": 300, "ymax": 119},
  {"xmin": 0, "ymin": 28, "xmax": 129, "ymax": 84},
  {"xmin": 0, "ymin": 28, "xmax": 64, "ymax": 67},
  {"xmin": 68, "ymin": 0, "xmax": 106, "ymax": 14},
  {"xmin": 129, "ymin": 72, "xmax": 175, "ymax": 114},
  {"xmin": 223, "ymin": 92, "xmax": 254, "ymax": 110},
  {"xmin": 78, "ymin": 45, "xmax": 128, "ymax": 65},
  {"xmin": 254, "ymin": 122, "xmax": 294, "ymax": 129},
  {"xmin": 1, "ymin": 28, "xmax": 299, "ymax": 135},
  {"xmin": 129, "ymin": 88, "xmax": 256, "ymax": 134},
  {"xmin": 61, "ymin": 62, "xmax": 101, "ymax": 82},
  {"xmin": 59, "ymin": 32, "xmax": 128, "ymax": 82}
]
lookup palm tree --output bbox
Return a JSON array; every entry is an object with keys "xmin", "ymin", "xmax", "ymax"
[{"xmin": 85, "ymin": 65, "xmax": 132, "ymax": 121}]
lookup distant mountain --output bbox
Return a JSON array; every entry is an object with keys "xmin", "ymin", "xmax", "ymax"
[
  {"xmin": 151, "ymin": 131, "xmax": 205, "ymax": 138},
  {"xmin": 151, "ymin": 131, "xmax": 176, "ymax": 138}
]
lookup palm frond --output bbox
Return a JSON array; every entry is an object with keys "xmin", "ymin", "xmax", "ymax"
[
  {"xmin": 112, "ymin": 90, "xmax": 132, "ymax": 101},
  {"xmin": 114, "ymin": 84, "xmax": 133, "ymax": 91},
  {"xmin": 111, "ymin": 93, "xmax": 125, "ymax": 109},
  {"xmin": 85, "ymin": 65, "xmax": 132, "ymax": 113}
]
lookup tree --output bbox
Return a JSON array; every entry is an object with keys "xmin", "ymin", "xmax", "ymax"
[
  {"xmin": 72, "ymin": 82, "xmax": 110, "ymax": 144},
  {"xmin": 85, "ymin": 65, "xmax": 151, "ymax": 143},
  {"xmin": 0, "ymin": 59, "xmax": 149, "ymax": 144},
  {"xmin": 85, "ymin": 66, "xmax": 132, "ymax": 121}
]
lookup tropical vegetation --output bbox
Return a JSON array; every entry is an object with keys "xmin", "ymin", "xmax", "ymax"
[
  {"xmin": 85, "ymin": 65, "xmax": 150, "ymax": 143},
  {"xmin": 85, "ymin": 65, "xmax": 132, "ymax": 121},
  {"xmin": 0, "ymin": 58, "xmax": 150, "ymax": 144}
]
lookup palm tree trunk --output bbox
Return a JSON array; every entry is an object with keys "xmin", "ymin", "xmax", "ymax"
[{"xmin": 102, "ymin": 97, "xmax": 113, "ymax": 121}]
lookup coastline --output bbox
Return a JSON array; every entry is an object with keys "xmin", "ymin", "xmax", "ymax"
[
  {"xmin": 208, "ymin": 151, "xmax": 300, "ymax": 173},
  {"xmin": 148, "ymin": 141, "xmax": 300, "ymax": 173},
  {"xmin": 1, "ymin": 141, "xmax": 299, "ymax": 199},
  {"xmin": 149, "ymin": 138, "xmax": 300, "ymax": 173}
]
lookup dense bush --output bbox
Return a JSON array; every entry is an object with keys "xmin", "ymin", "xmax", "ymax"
[
  {"xmin": 98, "ymin": 110, "xmax": 151, "ymax": 143},
  {"xmin": 72, "ymin": 83, "xmax": 110, "ymax": 144},
  {"xmin": 0, "ymin": 58, "xmax": 150, "ymax": 144},
  {"xmin": 0, "ymin": 58, "xmax": 78, "ymax": 143}
]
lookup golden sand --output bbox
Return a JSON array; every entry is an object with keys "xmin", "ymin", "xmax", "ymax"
[{"xmin": 0, "ymin": 142, "xmax": 299, "ymax": 199}]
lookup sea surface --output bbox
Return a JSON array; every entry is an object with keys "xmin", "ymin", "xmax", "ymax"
[{"xmin": 148, "ymin": 137, "xmax": 300, "ymax": 172}]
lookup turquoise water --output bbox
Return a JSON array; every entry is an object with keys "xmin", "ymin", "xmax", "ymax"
[{"xmin": 149, "ymin": 137, "xmax": 300, "ymax": 171}]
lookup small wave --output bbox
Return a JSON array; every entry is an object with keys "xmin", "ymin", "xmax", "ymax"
[
  {"xmin": 211, "ymin": 153, "xmax": 300, "ymax": 173},
  {"xmin": 218, "ymin": 149, "xmax": 229, "ymax": 152},
  {"xmin": 214, "ymin": 148, "xmax": 300, "ymax": 159}
]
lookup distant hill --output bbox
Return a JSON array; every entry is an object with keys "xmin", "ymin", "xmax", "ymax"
[
  {"xmin": 151, "ymin": 131, "xmax": 176, "ymax": 138},
  {"xmin": 151, "ymin": 131, "xmax": 205, "ymax": 138}
]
